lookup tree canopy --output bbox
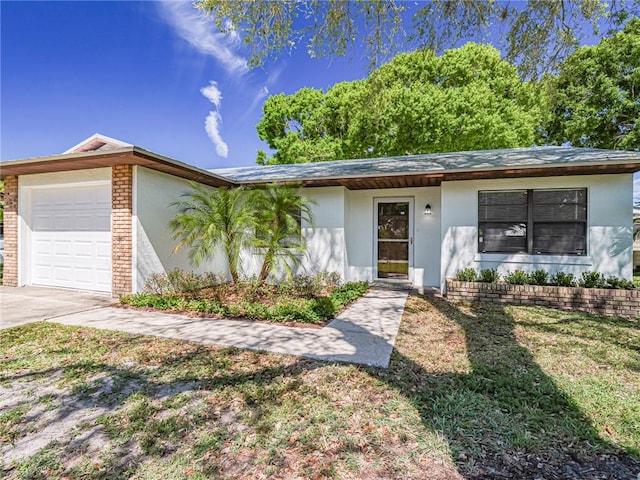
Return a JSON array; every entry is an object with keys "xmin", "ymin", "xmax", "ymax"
[
  {"xmin": 545, "ymin": 17, "xmax": 640, "ymax": 150},
  {"xmin": 256, "ymin": 43, "xmax": 544, "ymax": 165},
  {"xmin": 197, "ymin": 0, "xmax": 637, "ymax": 78}
]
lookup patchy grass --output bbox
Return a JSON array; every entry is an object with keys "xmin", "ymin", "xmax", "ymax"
[{"xmin": 1, "ymin": 296, "xmax": 639, "ymax": 479}]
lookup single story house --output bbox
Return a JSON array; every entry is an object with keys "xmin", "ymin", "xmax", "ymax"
[{"xmin": 1, "ymin": 133, "xmax": 639, "ymax": 296}]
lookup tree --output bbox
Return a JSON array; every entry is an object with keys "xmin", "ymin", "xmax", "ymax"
[
  {"xmin": 546, "ymin": 17, "xmax": 640, "ymax": 150},
  {"xmin": 197, "ymin": 0, "xmax": 637, "ymax": 78},
  {"xmin": 169, "ymin": 184, "xmax": 255, "ymax": 283},
  {"xmin": 253, "ymin": 184, "xmax": 314, "ymax": 282},
  {"xmin": 257, "ymin": 44, "xmax": 544, "ymax": 164}
]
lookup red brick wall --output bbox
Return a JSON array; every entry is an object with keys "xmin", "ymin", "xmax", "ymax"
[
  {"xmin": 446, "ymin": 280, "xmax": 640, "ymax": 319},
  {"xmin": 112, "ymin": 165, "xmax": 133, "ymax": 296},
  {"xmin": 2, "ymin": 176, "xmax": 18, "ymax": 287}
]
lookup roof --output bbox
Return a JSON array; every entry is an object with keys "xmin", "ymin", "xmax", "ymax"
[
  {"xmin": 2, "ymin": 139, "xmax": 639, "ymax": 191},
  {"xmin": 0, "ymin": 144, "xmax": 233, "ymax": 188},
  {"xmin": 63, "ymin": 133, "xmax": 132, "ymax": 154},
  {"xmin": 212, "ymin": 146, "xmax": 640, "ymax": 189}
]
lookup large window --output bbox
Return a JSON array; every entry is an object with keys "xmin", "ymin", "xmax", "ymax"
[{"xmin": 478, "ymin": 188, "xmax": 587, "ymax": 255}]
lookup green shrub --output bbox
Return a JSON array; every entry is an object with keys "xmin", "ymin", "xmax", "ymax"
[
  {"xmin": 455, "ymin": 268, "xmax": 478, "ymax": 282},
  {"xmin": 478, "ymin": 268, "xmax": 500, "ymax": 283},
  {"xmin": 504, "ymin": 270, "xmax": 530, "ymax": 285},
  {"xmin": 549, "ymin": 272, "xmax": 576, "ymax": 287},
  {"xmin": 605, "ymin": 276, "xmax": 636, "ymax": 290},
  {"xmin": 330, "ymin": 282, "xmax": 369, "ymax": 306},
  {"xmin": 144, "ymin": 269, "xmax": 221, "ymax": 296},
  {"xmin": 0, "ymin": 262, "xmax": 3, "ymax": 282},
  {"xmin": 528, "ymin": 269, "xmax": 549, "ymax": 286},
  {"xmin": 578, "ymin": 271, "xmax": 606, "ymax": 289}
]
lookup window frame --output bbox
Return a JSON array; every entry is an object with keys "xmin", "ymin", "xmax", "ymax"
[{"xmin": 478, "ymin": 188, "xmax": 587, "ymax": 256}]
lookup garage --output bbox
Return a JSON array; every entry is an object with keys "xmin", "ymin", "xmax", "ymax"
[{"xmin": 29, "ymin": 184, "xmax": 112, "ymax": 292}]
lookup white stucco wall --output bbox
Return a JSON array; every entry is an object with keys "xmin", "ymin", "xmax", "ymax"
[
  {"xmin": 238, "ymin": 186, "xmax": 348, "ymax": 280},
  {"xmin": 440, "ymin": 174, "xmax": 634, "ymax": 289},
  {"xmin": 17, "ymin": 168, "xmax": 112, "ymax": 287},
  {"xmin": 344, "ymin": 187, "xmax": 442, "ymax": 288},
  {"xmin": 134, "ymin": 166, "xmax": 226, "ymax": 292}
]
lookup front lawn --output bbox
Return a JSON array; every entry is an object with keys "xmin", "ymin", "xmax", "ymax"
[{"xmin": 1, "ymin": 296, "xmax": 638, "ymax": 479}]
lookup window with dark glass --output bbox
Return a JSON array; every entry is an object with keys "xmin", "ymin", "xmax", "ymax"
[{"xmin": 478, "ymin": 188, "xmax": 587, "ymax": 255}]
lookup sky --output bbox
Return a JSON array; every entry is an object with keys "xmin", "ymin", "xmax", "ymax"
[
  {"xmin": 1, "ymin": 0, "xmax": 376, "ymax": 169},
  {"xmin": 1, "ymin": 0, "xmax": 638, "ymax": 199}
]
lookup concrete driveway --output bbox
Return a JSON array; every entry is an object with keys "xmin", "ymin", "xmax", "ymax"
[{"xmin": 0, "ymin": 286, "xmax": 115, "ymax": 328}]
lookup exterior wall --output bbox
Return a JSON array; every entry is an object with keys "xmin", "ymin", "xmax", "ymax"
[
  {"xmin": 112, "ymin": 165, "xmax": 133, "ymax": 296},
  {"xmin": 134, "ymin": 166, "xmax": 226, "ymax": 292},
  {"xmin": 441, "ymin": 174, "xmax": 634, "ymax": 290},
  {"xmin": 446, "ymin": 279, "xmax": 639, "ymax": 320},
  {"xmin": 239, "ymin": 186, "xmax": 348, "ymax": 281},
  {"xmin": 344, "ymin": 186, "xmax": 442, "ymax": 288},
  {"xmin": 17, "ymin": 168, "xmax": 112, "ymax": 289},
  {"xmin": 2, "ymin": 176, "xmax": 18, "ymax": 286}
]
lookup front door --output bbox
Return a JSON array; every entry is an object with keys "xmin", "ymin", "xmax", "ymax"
[{"xmin": 375, "ymin": 198, "xmax": 413, "ymax": 281}]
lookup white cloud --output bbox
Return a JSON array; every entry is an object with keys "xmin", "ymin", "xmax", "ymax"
[
  {"xmin": 204, "ymin": 110, "xmax": 228, "ymax": 158},
  {"xmin": 201, "ymin": 81, "xmax": 228, "ymax": 157},
  {"xmin": 157, "ymin": 1, "xmax": 248, "ymax": 75},
  {"xmin": 201, "ymin": 81, "xmax": 223, "ymax": 109}
]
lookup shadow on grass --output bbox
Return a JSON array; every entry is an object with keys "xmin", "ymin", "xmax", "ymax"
[
  {"xmin": 383, "ymin": 296, "xmax": 639, "ymax": 479},
  {"xmin": 2, "ymin": 297, "xmax": 639, "ymax": 479}
]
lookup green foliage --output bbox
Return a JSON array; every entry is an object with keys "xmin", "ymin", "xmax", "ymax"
[
  {"xmin": 546, "ymin": 18, "xmax": 640, "ymax": 150},
  {"xmin": 121, "ymin": 272, "xmax": 368, "ymax": 324},
  {"xmin": 479, "ymin": 268, "xmax": 500, "ymax": 283},
  {"xmin": 549, "ymin": 272, "xmax": 577, "ymax": 287},
  {"xmin": 256, "ymin": 44, "xmax": 544, "ymax": 164},
  {"xmin": 455, "ymin": 268, "xmax": 478, "ymax": 282},
  {"xmin": 169, "ymin": 185, "xmax": 256, "ymax": 282},
  {"xmin": 605, "ymin": 276, "xmax": 636, "ymax": 290},
  {"xmin": 578, "ymin": 271, "xmax": 607, "ymax": 289},
  {"xmin": 144, "ymin": 269, "xmax": 221, "ymax": 296},
  {"xmin": 528, "ymin": 269, "xmax": 549, "ymax": 286},
  {"xmin": 505, "ymin": 270, "xmax": 530, "ymax": 285},
  {"xmin": 253, "ymin": 184, "xmax": 314, "ymax": 282},
  {"xmin": 196, "ymin": 0, "xmax": 636, "ymax": 78}
]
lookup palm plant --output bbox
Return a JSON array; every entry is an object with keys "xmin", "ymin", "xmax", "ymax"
[
  {"xmin": 253, "ymin": 184, "xmax": 314, "ymax": 283},
  {"xmin": 169, "ymin": 184, "xmax": 255, "ymax": 283}
]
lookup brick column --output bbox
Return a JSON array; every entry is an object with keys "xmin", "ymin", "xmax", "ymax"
[
  {"xmin": 111, "ymin": 165, "xmax": 133, "ymax": 296},
  {"xmin": 2, "ymin": 176, "xmax": 18, "ymax": 286}
]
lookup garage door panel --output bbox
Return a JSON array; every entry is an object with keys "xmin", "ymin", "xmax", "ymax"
[{"xmin": 30, "ymin": 185, "xmax": 112, "ymax": 293}]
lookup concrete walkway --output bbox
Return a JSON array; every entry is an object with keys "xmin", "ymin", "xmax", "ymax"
[{"xmin": 49, "ymin": 288, "xmax": 408, "ymax": 368}]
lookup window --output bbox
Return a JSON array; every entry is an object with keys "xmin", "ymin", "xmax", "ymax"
[{"xmin": 478, "ymin": 188, "xmax": 587, "ymax": 256}]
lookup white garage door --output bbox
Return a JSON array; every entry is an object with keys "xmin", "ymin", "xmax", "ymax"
[{"xmin": 30, "ymin": 185, "xmax": 112, "ymax": 292}]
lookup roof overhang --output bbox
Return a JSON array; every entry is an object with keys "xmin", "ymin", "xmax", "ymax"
[
  {"xmin": 231, "ymin": 161, "xmax": 640, "ymax": 190},
  {"xmin": 0, "ymin": 147, "xmax": 234, "ymax": 187}
]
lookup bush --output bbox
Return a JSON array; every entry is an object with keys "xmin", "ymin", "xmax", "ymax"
[
  {"xmin": 504, "ymin": 270, "xmax": 530, "ymax": 285},
  {"xmin": 478, "ymin": 268, "xmax": 500, "ymax": 283},
  {"xmin": 144, "ymin": 269, "xmax": 221, "ymax": 296},
  {"xmin": 455, "ymin": 268, "xmax": 478, "ymax": 282},
  {"xmin": 549, "ymin": 272, "xmax": 576, "ymax": 287},
  {"xmin": 578, "ymin": 271, "xmax": 606, "ymax": 289},
  {"xmin": 528, "ymin": 269, "xmax": 549, "ymax": 286},
  {"xmin": 605, "ymin": 276, "xmax": 636, "ymax": 290}
]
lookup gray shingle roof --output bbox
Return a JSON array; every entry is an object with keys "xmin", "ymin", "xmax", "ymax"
[{"xmin": 211, "ymin": 146, "xmax": 640, "ymax": 183}]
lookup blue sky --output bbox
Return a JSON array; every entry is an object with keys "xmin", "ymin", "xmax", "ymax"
[
  {"xmin": 2, "ymin": 0, "xmax": 638, "ymax": 201},
  {"xmin": 1, "ymin": 1, "xmax": 377, "ymax": 169}
]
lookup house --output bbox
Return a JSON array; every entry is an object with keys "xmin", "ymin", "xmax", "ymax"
[
  {"xmin": 1, "ymin": 133, "xmax": 638, "ymax": 296},
  {"xmin": 634, "ymin": 207, "xmax": 640, "ymax": 272}
]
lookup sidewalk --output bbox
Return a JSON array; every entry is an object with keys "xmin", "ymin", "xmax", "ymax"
[{"xmin": 50, "ymin": 287, "xmax": 408, "ymax": 368}]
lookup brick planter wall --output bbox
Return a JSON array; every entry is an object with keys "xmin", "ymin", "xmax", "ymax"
[
  {"xmin": 2, "ymin": 175, "xmax": 18, "ymax": 287},
  {"xmin": 112, "ymin": 165, "xmax": 133, "ymax": 296},
  {"xmin": 446, "ymin": 279, "xmax": 640, "ymax": 319}
]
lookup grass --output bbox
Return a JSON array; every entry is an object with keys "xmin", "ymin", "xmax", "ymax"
[{"xmin": 1, "ymin": 296, "xmax": 639, "ymax": 479}]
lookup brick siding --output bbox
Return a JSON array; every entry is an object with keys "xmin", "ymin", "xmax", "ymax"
[
  {"xmin": 112, "ymin": 165, "xmax": 133, "ymax": 296},
  {"xmin": 446, "ymin": 279, "xmax": 640, "ymax": 319},
  {"xmin": 2, "ymin": 176, "xmax": 18, "ymax": 286}
]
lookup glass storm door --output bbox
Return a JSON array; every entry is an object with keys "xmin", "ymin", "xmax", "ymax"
[{"xmin": 375, "ymin": 199, "xmax": 413, "ymax": 281}]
